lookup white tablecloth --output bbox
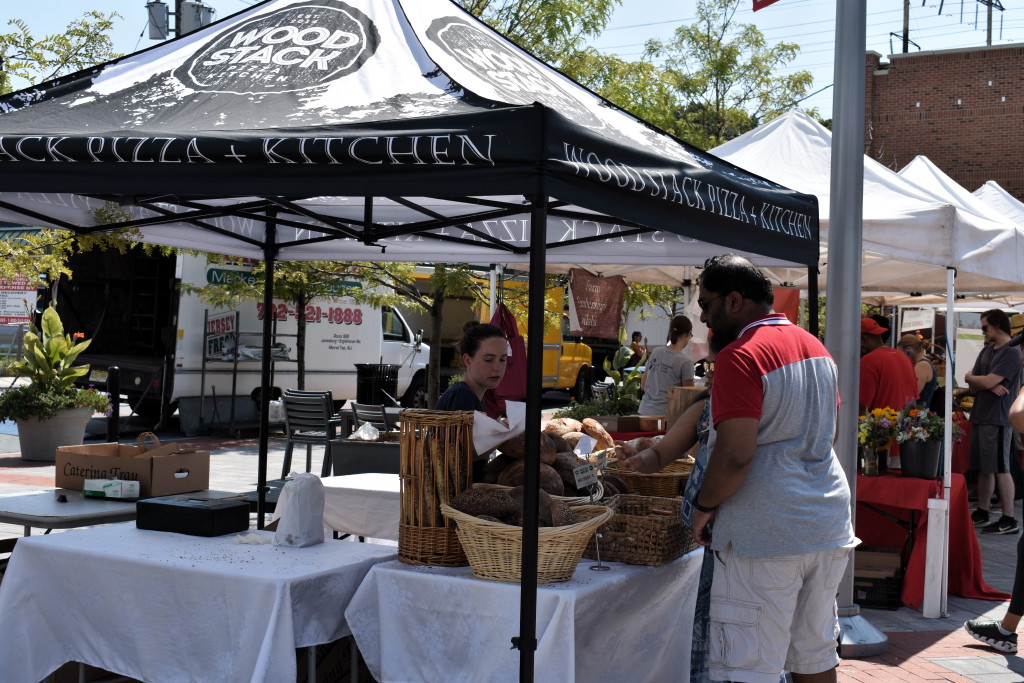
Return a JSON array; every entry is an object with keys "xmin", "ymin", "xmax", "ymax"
[
  {"xmin": 345, "ymin": 550, "xmax": 703, "ymax": 683},
  {"xmin": 0, "ymin": 523, "xmax": 396, "ymax": 683},
  {"xmin": 274, "ymin": 473, "xmax": 400, "ymax": 540}
]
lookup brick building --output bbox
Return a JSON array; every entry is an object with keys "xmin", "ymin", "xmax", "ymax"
[{"xmin": 864, "ymin": 44, "xmax": 1024, "ymax": 202}]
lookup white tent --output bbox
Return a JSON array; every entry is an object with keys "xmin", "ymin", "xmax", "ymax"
[
  {"xmin": 711, "ymin": 109, "xmax": 1024, "ymax": 293},
  {"xmin": 975, "ymin": 181, "xmax": 1024, "ymax": 226},
  {"xmin": 712, "ymin": 108, "xmax": 1024, "ymax": 617}
]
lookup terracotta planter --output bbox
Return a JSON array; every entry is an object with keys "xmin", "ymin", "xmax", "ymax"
[{"xmin": 16, "ymin": 406, "xmax": 94, "ymax": 462}]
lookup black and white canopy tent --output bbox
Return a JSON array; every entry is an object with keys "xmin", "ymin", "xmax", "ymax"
[{"xmin": 0, "ymin": 0, "xmax": 819, "ymax": 677}]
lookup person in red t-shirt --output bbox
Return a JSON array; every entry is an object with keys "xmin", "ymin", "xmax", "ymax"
[{"xmin": 859, "ymin": 317, "xmax": 918, "ymax": 413}]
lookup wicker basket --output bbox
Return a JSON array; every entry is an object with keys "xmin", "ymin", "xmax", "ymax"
[
  {"xmin": 606, "ymin": 458, "xmax": 692, "ymax": 497},
  {"xmin": 584, "ymin": 494, "xmax": 698, "ymax": 566},
  {"xmin": 473, "ymin": 481, "xmax": 605, "ymax": 506},
  {"xmin": 439, "ymin": 504, "xmax": 614, "ymax": 583},
  {"xmin": 398, "ymin": 410, "xmax": 475, "ymax": 567}
]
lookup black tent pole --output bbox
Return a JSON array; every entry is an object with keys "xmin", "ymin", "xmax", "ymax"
[
  {"xmin": 256, "ymin": 213, "xmax": 277, "ymax": 529},
  {"xmin": 515, "ymin": 195, "xmax": 547, "ymax": 682}
]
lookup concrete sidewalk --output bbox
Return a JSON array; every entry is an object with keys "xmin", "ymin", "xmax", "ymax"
[{"xmin": 0, "ymin": 431, "xmax": 1022, "ymax": 682}]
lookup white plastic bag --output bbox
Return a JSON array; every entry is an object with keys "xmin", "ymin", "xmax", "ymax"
[
  {"xmin": 350, "ymin": 421, "xmax": 380, "ymax": 441},
  {"xmin": 267, "ymin": 399, "xmax": 285, "ymax": 424},
  {"xmin": 273, "ymin": 473, "xmax": 325, "ymax": 548}
]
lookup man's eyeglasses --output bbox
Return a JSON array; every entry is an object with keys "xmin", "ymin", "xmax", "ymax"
[
  {"xmin": 982, "ymin": 324, "xmax": 990, "ymax": 333},
  {"xmin": 697, "ymin": 294, "xmax": 722, "ymax": 312}
]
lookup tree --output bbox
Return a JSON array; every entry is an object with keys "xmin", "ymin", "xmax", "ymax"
[
  {"xmin": 458, "ymin": 0, "xmax": 620, "ymax": 68},
  {"xmin": 645, "ymin": 0, "xmax": 813, "ymax": 149},
  {"xmin": 0, "ymin": 12, "xmax": 121, "ymax": 95}
]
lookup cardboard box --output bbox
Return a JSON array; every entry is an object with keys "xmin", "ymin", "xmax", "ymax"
[
  {"xmin": 854, "ymin": 547, "xmax": 902, "ymax": 579},
  {"xmin": 665, "ymin": 386, "xmax": 709, "ymax": 429},
  {"xmin": 636, "ymin": 415, "xmax": 664, "ymax": 431},
  {"xmin": 594, "ymin": 415, "xmax": 641, "ymax": 432},
  {"xmin": 84, "ymin": 479, "xmax": 140, "ymax": 499},
  {"xmin": 56, "ymin": 442, "xmax": 210, "ymax": 498}
]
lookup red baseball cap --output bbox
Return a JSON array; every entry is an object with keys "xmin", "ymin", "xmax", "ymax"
[{"xmin": 860, "ymin": 318, "xmax": 887, "ymax": 335}]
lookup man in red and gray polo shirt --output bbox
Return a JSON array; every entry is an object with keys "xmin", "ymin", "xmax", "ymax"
[{"xmin": 691, "ymin": 254, "xmax": 855, "ymax": 683}]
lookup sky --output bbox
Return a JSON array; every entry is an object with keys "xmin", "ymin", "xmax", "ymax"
[{"xmin": 5, "ymin": 0, "xmax": 1024, "ymax": 119}]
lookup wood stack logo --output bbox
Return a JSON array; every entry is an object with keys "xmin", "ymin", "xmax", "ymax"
[
  {"xmin": 175, "ymin": 0, "xmax": 379, "ymax": 94},
  {"xmin": 425, "ymin": 16, "xmax": 601, "ymax": 128}
]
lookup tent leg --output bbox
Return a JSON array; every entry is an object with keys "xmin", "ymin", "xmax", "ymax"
[
  {"xmin": 515, "ymin": 195, "xmax": 547, "ymax": 683},
  {"xmin": 256, "ymin": 215, "xmax": 277, "ymax": 529}
]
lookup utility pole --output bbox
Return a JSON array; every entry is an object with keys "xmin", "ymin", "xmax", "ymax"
[
  {"xmin": 902, "ymin": 0, "xmax": 910, "ymax": 53},
  {"xmin": 987, "ymin": 0, "xmax": 994, "ymax": 46}
]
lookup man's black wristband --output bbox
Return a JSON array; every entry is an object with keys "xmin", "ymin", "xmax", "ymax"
[{"xmin": 693, "ymin": 495, "xmax": 718, "ymax": 514}]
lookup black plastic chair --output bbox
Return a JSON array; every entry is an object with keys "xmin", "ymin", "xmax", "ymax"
[
  {"xmin": 280, "ymin": 393, "xmax": 338, "ymax": 478},
  {"xmin": 591, "ymin": 381, "xmax": 612, "ymax": 400},
  {"xmin": 349, "ymin": 402, "xmax": 398, "ymax": 433}
]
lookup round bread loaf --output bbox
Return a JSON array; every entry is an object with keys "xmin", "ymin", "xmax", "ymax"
[
  {"xmin": 450, "ymin": 487, "xmax": 517, "ymax": 518},
  {"xmin": 480, "ymin": 453, "xmax": 516, "ymax": 484},
  {"xmin": 497, "ymin": 460, "xmax": 564, "ymax": 495}
]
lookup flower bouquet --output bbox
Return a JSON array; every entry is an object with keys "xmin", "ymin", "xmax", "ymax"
[
  {"xmin": 894, "ymin": 406, "xmax": 963, "ymax": 443},
  {"xmin": 858, "ymin": 407, "xmax": 898, "ymax": 476},
  {"xmin": 858, "ymin": 407, "xmax": 899, "ymax": 450}
]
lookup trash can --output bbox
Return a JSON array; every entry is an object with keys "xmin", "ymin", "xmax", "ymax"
[{"xmin": 355, "ymin": 363, "xmax": 401, "ymax": 405}]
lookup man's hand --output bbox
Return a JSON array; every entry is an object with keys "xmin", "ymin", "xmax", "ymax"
[
  {"xmin": 993, "ymin": 384, "xmax": 1009, "ymax": 397},
  {"xmin": 691, "ymin": 508, "xmax": 715, "ymax": 546}
]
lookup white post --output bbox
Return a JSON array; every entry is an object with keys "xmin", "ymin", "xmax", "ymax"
[{"xmin": 922, "ymin": 497, "xmax": 948, "ymax": 618}]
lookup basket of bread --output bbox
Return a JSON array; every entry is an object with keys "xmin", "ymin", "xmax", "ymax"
[
  {"xmin": 477, "ymin": 417, "xmax": 612, "ymax": 504},
  {"xmin": 605, "ymin": 435, "xmax": 694, "ymax": 497},
  {"xmin": 441, "ymin": 485, "xmax": 613, "ymax": 583},
  {"xmin": 584, "ymin": 494, "xmax": 698, "ymax": 566}
]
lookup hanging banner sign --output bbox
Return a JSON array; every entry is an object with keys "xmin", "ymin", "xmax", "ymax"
[{"xmin": 567, "ymin": 268, "xmax": 625, "ymax": 339}]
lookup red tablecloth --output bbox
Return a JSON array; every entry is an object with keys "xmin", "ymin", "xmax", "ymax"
[
  {"xmin": 952, "ymin": 420, "xmax": 972, "ymax": 474},
  {"xmin": 856, "ymin": 472, "xmax": 1008, "ymax": 610}
]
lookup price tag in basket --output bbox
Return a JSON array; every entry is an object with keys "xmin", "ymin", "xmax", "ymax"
[
  {"xmin": 591, "ymin": 448, "xmax": 608, "ymax": 471},
  {"xmin": 572, "ymin": 463, "xmax": 599, "ymax": 489},
  {"xmin": 573, "ymin": 435, "xmax": 596, "ymax": 458}
]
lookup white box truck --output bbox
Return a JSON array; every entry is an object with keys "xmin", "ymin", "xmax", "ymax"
[{"xmin": 66, "ymin": 249, "xmax": 429, "ymax": 431}]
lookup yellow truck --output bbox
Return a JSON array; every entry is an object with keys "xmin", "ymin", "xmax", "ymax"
[
  {"xmin": 479, "ymin": 283, "xmax": 594, "ymax": 400},
  {"xmin": 403, "ymin": 275, "xmax": 601, "ymax": 400}
]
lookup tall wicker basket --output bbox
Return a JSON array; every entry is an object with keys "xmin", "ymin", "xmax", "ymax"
[{"xmin": 398, "ymin": 410, "xmax": 475, "ymax": 566}]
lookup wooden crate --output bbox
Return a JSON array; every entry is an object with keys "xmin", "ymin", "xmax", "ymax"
[{"xmin": 664, "ymin": 387, "xmax": 708, "ymax": 429}]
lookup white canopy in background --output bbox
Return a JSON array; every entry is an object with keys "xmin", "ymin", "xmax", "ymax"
[
  {"xmin": 710, "ymin": 109, "xmax": 1024, "ymax": 293},
  {"xmin": 975, "ymin": 181, "xmax": 1024, "ymax": 225},
  {"xmin": 899, "ymin": 155, "xmax": 1024, "ymax": 233}
]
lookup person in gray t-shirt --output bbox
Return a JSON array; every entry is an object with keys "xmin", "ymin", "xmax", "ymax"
[
  {"xmin": 638, "ymin": 315, "xmax": 694, "ymax": 415},
  {"xmin": 965, "ymin": 309, "xmax": 1023, "ymax": 534}
]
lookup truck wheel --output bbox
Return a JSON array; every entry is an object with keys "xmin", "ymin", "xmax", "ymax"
[
  {"xmin": 128, "ymin": 395, "xmax": 164, "ymax": 418},
  {"xmin": 571, "ymin": 368, "xmax": 593, "ymax": 402},
  {"xmin": 400, "ymin": 375, "xmax": 428, "ymax": 409}
]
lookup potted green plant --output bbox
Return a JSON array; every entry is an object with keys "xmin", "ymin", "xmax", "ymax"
[
  {"xmin": 0, "ymin": 305, "xmax": 111, "ymax": 461},
  {"xmin": 551, "ymin": 347, "xmax": 646, "ymax": 430}
]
